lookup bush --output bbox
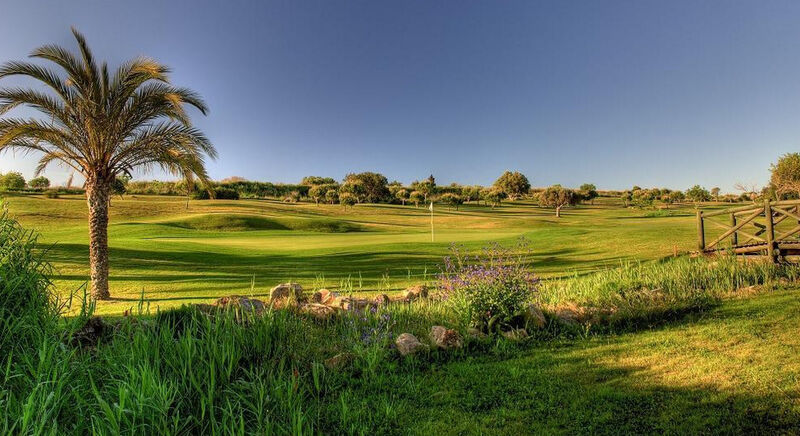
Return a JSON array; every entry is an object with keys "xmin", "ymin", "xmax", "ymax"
[
  {"xmin": 439, "ymin": 239, "xmax": 538, "ymax": 331},
  {"xmin": 0, "ymin": 172, "xmax": 26, "ymax": 191},
  {"xmin": 44, "ymin": 189, "xmax": 60, "ymax": 198},
  {"xmin": 28, "ymin": 176, "xmax": 50, "ymax": 189},
  {"xmin": 215, "ymin": 187, "xmax": 240, "ymax": 200}
]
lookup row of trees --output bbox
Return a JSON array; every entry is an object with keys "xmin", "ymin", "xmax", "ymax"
[{"xmin": 0, "ymin": 172, "xmax": 50, "ymax": 191}]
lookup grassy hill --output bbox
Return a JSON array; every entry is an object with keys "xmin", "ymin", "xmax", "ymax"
[{"xmin": 2, "ymin": 193, "xmax": 698, "ymax": 314}]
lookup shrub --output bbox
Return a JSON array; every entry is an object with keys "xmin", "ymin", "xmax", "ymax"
[
  {"xmin": 215, "ymin": 187, "xmax": 240, "ymax": 200},
  {"xmin": 439, "ymin": 239, "xmax": 538, "ymax": 331},
  {"xmin": 28, "ymin": 176, "xmax": 50, "ymax": 189},
  {"xmin": 44, "ymin": 189, "xmax": 60, "ymax": 198},
  {"xmin": 0, "ymin": 172, "xmax": 25, "ymax": 191}
]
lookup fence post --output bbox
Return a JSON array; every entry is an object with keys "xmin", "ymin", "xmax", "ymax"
[
  {"xmin": 730, "ymin": 213, "xmax": 737, "ymax": 247},
  {"xmin": 765, "ymin": 200, "xmax": 775, "ymax": 261},
  {"xmin": 696, "ymin": 209, "xmax": 705, "ymax": 251}
]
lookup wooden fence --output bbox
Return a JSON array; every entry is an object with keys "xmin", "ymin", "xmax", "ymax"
[{"xmin": 697, "ymin": 199, "xmax": 800, "ymax": 262}]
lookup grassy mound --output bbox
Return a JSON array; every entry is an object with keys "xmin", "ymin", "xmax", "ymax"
[{"xmin": 162, "ymin": 213, "xmax": 363, "ymax": 233}]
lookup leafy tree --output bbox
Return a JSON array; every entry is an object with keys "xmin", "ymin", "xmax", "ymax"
[
  {"xmin": 409, "ymin": 190, "xmax": 424, "ymax": 208},
  {"xmin": 416, "ymin": 174, "xmax": 436, "ymax": 202},
  {"xmin": 493, "ymin": 171, "xmax": 530, "ymax": 200},
  {"xmin": 395, "ymin": 188, "xmax": 409, "ymax": 205},
  {"xmin": 309, "ymin": 183, "xmax": 337, "ymax": 205},
  {"xmin": 440, "ymin": 193, "xmax": 464, "ymax": 210},
  {"xmin": 578, "ymin": 183, "xmax": 598, "ymax": 204},
  {"xmin": 343, "ymin": 172, "xmax": 389, "ymax": 203},
  {"xmin": 339, "ymin": 192, "xmax": 357, "ymax": 208},
  {"xmin": 685, "ymin": 185, "xmax": 712, "ymax": 203},
  {"xmin": 711, "ymin": 187, "xmax": 720, "ymax": 201},
  {"xmin": 666, "ymin": 190, "xmax": 685, "ymax": 207},
  {"xmin": 301, "ymin": 176, "xmax": 336, "ymax": 186},
  {"xmin": 0, "ymin": 172, "xmax": 25, "ymax": 190},
  {"xmin": 325, "ymin": 189, "xmax": 339, "ymax": 204},
  {"xmin": 482, "ymin": 187, "xmax": 506, "ymax": 208},
  {"xmin": 538, "ymin": 185, "xmax": 578, "ymax": 217},
  {"xmin": 461, "ymin": 185, "xmax": 482, "ymax": 203},
  {"xmin": 339, "ymin": 179, "xmax": 366, "ymax": 203},
  {"xmin": 28, "ymin": 176, "xmax": 50, "ymax": 189},
  {"xmin": 770, "ymin": 153, "xmax": 800, "ymax": 198},
  {"xmin": 0, "ymin": 29, "xmax": 215, "ymax": 299}
]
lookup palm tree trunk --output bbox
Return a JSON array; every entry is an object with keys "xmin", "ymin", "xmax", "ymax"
[{"xmin": 86, "ymin": 180, "xmax": 111, "ymax": 300}]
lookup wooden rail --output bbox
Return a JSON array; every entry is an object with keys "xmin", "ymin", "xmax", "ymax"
[{"xmin": 697, "ymin": 199, "xmax": 800, "ymax": 262}]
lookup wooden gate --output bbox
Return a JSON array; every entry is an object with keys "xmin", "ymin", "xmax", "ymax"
[{"xmin": 697, "ymin": 199, "xmax": 800, "ymax": 262}]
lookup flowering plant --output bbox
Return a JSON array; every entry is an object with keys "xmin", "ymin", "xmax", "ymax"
[{"xmin": 439, "ymin": 238, "xmax": 538, "ymax": 331}]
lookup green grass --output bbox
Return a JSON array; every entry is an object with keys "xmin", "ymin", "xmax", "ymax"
[{"xmin": 1, "ymin": 193, "xmax": 704, "ymax": 315}]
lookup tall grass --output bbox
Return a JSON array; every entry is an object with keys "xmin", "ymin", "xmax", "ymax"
[{"xmin": 539, "ymin": 255, "xmax": 800, "ymax": 329}]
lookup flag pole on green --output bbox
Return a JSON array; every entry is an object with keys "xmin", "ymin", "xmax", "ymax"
[{"xmin": 429, "ymin": 201, "xmax": 434, "ymax": 242}]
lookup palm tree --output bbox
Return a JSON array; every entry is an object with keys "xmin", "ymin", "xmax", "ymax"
[{"xmin": 0, "ymin": 29, "xmax": 216, "ymax": 300}]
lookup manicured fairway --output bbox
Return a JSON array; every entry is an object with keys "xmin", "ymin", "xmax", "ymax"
[{"xmin": 3, "ymin": 193, "xmax": 699, "ymax": 314}]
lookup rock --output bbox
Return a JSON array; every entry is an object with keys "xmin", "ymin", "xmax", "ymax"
[
  {"xmin": 430, "ymin": 326, "xmax": 463, "ymax": 349},
  {"xmin": 402, "ymin": 285, "xmax": 429, "ymax": 301},
  {"xmin": 311, "ymin": 289, "xmax": 335, "ymax": 304},
  {"xmin": 215, "ymin": 295, "xmax": 266, "ymax": 313},
  {"xmin": 324, "ymin": 352, "xmax": 355, "ymax": 370},
  {"xmin": 523, "ymin": 305, "xmax": 547, "ymax": 329},
  {"xmin": 374, "ymin": 294, "xmax": 391, "ymax": 306},
  {"xmin": 70, "ymin": 316, "xmax": 109, "ymax": 348},
  {"xmin": 466, "ymin": 327, "xmax": 488, "ymax": 339},
  {"xmin": 502, "ymin": 328, "xmax": 528, "ymax": 342},
  {"xmin": 270, "ymin": 283, "xmax": 304, "ymax": 304},
  {"xmin": 395, "ymin": 333, "xmax": 428, "ymax": 356},
  {"xmin": 339, "ymin": 297, "xmax": 375, "ymax": 312},
  {"xmin": 301, "ymin": 303, "xmax": 338, "ymax": 321}
]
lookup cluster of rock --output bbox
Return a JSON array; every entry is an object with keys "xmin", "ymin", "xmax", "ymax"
[{"xmin": 204, "ymin": 283, "xmax": 432, "ymax": 322}]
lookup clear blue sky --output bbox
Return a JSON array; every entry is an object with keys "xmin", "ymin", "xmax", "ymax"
[{"xmin": 1, "ymin": 0, "xmax": 799, "ymax": 191}]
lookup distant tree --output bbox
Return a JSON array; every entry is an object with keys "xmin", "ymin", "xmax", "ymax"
[
  {"xmin": 770, "ymin": 153, "xmax": 800, "ymax": 198},
  {"xmin": 301, "ymin": 176, "xmax": 336, "ymax": 186},
  {"xmin": 409, "ymin": 190, "xmax": 424, "ymax": 208},
  {"xmin": 461, "ymin": 185, "xmax": 482, "ymax": 203},
  {"xmin": 579, "ymin": 183, "xmax": 598, "ymax": 204},
  {"xmin": 734, "ymin": 182, "xmax": 760, "ymax": 204},
  {"xmin": 0, "ymin": 172, "xmax": 25, "ymax": 190},
  {"xmin": 482, "ymin": 187, "xmax": 506, "ymax": 208},
  {"xmin": 493, "ymin": 171, "xmax": 530, "ymax": 200},
  {"xmin": 417, "ymin": 174, "xmax": 436, "ymax": 202},
  {"xmin": 620, "ymin": 190, "xmax": 632, "ymax": 207},
  {"xmin": 308, "ymin": 184, "xmax": 326, "ymax": 205},
  {"xmin": 339, "ymin": 192, "xmax": 357, "ymax": 209},
  {"xmin": 440, "ymin": 193, "xmax": 464, "ymax": 210},
  {"xmin": 711, "ymin": 187, "xmax": 721, "ymax": 201},
  {"xmin": 339, "ymin": 179, "xmax": 366, "ymax": 203},
  {"xmin": 343, "ymin": 172, "xmax": 389, "ymax": 203},
  {"xmin": 65, "ymin": 173, "xmax": 74, "ymax": 189},
  {"xmin": 538, "ymin": 185, "xmax": 578, "ymax": 217},
  {"xmin": 666, "ymin": 190, "xmax": 685, "ymax": 207},
  {"xmin": 631, "ymin": 188, "xmax": 657, "ymax": 208},
  {"xmin": 395, "ymin": 188, "xmax": 409, "ymax": 205},
  {"xmin": 325, "ymin": 189, "xmax": 339, "ymax": 204},
  {"xmin": 685, "ymin": 185, "xmax": 712, "ymax": 203},
  {"xmin": 28, "ymin": 176, "xmax": 50, "ymax": 189}
]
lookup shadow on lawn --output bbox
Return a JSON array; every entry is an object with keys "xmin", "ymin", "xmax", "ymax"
[{"xmin": 399, "ymin": 296, "xmax": 800, "ymax": 434}]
